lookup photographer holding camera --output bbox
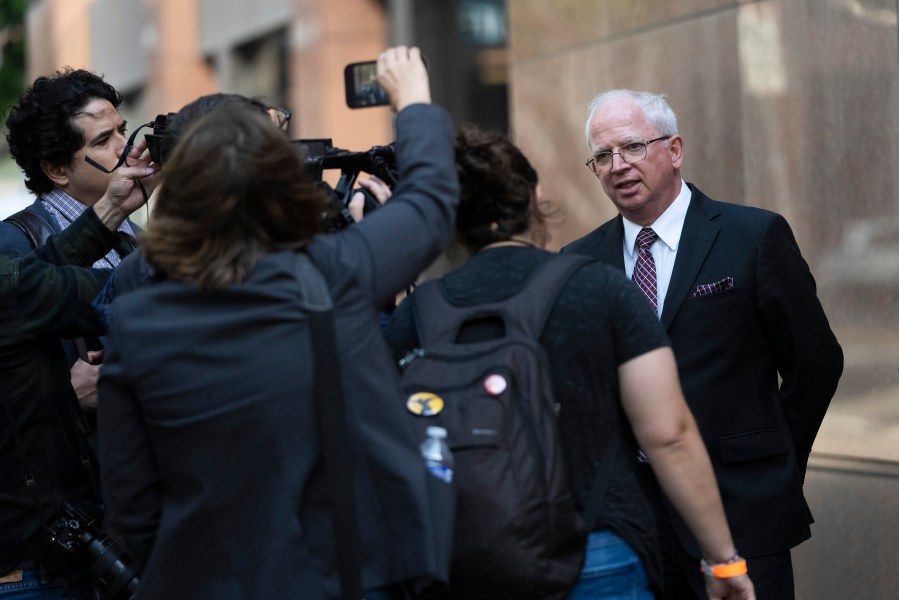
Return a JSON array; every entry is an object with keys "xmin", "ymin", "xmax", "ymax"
[
  {"xmin": 0, "ymin": 159, "xmax": 157, "ymax": 599},
  {"xmin": 2, "ymin": 70, "xmax": 150, "ymax": 426},
  {"xmin": 96, "ymin": 47, "xmax": 458, "ymax": 599}
]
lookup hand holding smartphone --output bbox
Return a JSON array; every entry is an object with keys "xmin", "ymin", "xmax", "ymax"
[
  {"xmin": 344, "ymin": 61, "xmax": 390, "ymax": 109},
  {"xmin": 344, "ymin": 50, "xmax": 428, "ymax": 110}
]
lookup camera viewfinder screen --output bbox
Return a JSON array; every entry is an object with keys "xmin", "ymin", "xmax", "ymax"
[{"xmin": 350, "ymin": 62, "xmax": 389, "ymax": 108}]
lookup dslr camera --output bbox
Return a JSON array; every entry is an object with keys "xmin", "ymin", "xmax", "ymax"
[
  {"xmin": 43, "ymin": 501, "xmax": 139, "ymax": 600},
  {"xmin": 292, "ymin": 138, "xmax": 398, "ymax": 231},
  {"xmin": 292, "ymin": 56, "xmax": 412, "ymax": 230}
]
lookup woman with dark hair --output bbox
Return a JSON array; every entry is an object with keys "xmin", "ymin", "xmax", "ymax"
[
  {"xmin": 139, "ymin": 106, "xmax": 324, "ymax": 288},
  {"xmin": 91, "ymin": 93, "xmax": 275, "ymax": 320},
  {"xmin": 97, "ymin": 47, "xmax": 459, "ymax": 599},
  {"xmin": 384, "ymin": 127, "xmax": 754, "ymax": 600}
]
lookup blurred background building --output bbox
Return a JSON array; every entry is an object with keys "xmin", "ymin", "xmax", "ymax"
[{"xmin": 1, "ymin": 0, "xmax": 897, "ymax": 596}]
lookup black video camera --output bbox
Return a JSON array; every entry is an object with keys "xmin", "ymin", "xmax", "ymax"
[
  {"xmin": 292, "ymin": 138, "xmax": 398, "ymax": 231},
  {"xmin": 145, "ymin": 113, "xmax": 176, "ymax": 166},
  {"xmin": 45, "ymin": 501, "xmax": 139, "ymax": 600}
]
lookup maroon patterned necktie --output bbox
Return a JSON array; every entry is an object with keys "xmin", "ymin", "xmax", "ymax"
[{"xmin": 633, "ymin": 227, "xmax": 659, "ymax": 313}]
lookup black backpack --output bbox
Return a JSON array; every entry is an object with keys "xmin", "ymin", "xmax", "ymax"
[{"xmin": 399, "ymin": 253, "xmax": 593, "ymax": 599}]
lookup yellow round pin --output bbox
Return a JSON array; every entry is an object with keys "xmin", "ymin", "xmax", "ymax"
[{"xmin": 406, "ymin": 392, "xmax": 445, "ymax": 416}]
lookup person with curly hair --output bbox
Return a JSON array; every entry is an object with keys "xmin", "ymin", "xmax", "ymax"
[
  {"xmin": 3, "ymin": 68, "xmax": 144, "ymax": 263},
  {"xmin": 384, "ymin": 126, "xmax": 754, "ymax": 600},
  {"xmin": 0, "ymin": 68, "xmax": 157, "ymax": 599},
  {"xmin": 1, "ymin": 69, "xmax": 149, "ymax": 423}
]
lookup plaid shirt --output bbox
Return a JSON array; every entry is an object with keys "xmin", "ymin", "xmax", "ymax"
[{"xmin": 41, "ymin": 188, "xmax": 136, "ymax": 269}]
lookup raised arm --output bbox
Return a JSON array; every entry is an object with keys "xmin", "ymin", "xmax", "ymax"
[
  {"xmin": 12, "ymin": 164, "xmax": 160, "ymax": 341},
  {"xmin": 309, "ymin": 47, "xmax": 459, "ymax": 307}
]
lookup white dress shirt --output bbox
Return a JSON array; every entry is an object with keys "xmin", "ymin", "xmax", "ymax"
[{"xmin": 622, "ymin": 180, "xmax": 692, "ymax": 319}]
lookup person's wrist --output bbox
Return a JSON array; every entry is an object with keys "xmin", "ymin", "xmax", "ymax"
[
  {"xmin": 92, "ymin": 195, "xmax": 127, "ymax": 231},
  {"xmin": 394, "ymin": 93, "xmax": 431, "ymax": 113},
  {"xmin": 700, "ymin": 552, "xmax": 747, "ymax": 579}
]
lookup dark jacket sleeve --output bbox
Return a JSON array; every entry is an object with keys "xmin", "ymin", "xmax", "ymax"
[
  {"xmin": 97, "ymin": 318, "xmax": 160, "ymax": 571},
  {"xmin": 92, "ymin": 250, "xmax": 156, "ymax": 328},
  {"xmin": 13, "ymin": 207, "xmax": 119, "ymax": 341},
  {"xmin": 309, "ymin": 104, "xmax": 459, "ymax": 307},
  {"xmin": 757, "ymin": 213, "xmax": 843, "ymax": 475}
]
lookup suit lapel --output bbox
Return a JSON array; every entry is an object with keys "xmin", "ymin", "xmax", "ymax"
[
  {"xmin": 661, "ymin": 186, "xmax": 721, "ymax": 330},
  {"xmin": 591, "ymin": 217, "xmax": 626, "ymax": 270}
]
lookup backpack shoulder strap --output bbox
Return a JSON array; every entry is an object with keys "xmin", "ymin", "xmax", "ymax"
[
  {"xmin": 408, "ymin": 279, "xmax": 450, "ymax": 347},
  {"xmin": 410, "ymin": 253, "xmax": 592, "ymax": 347},
  {"xmin": 289, "ymin": 252, "xmax": 361, "ymax": 600},
  {"xmin": 4, "ymin": 207, "xmax": 56, "ymax": 249},
  {"xmin": 500, "ymin": 253, "xmax": 593, "ymax": 339},
  {"xmin": 290, "ymin": 252, "xmax": 333, "ymax": 313}
]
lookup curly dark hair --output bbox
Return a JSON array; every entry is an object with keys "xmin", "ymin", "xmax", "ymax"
[
  {"xmin": 4, "ymin": 68, "xmax": 122, "ymax": 195},
  {"xmin": 143, "ymin": 105, "xmax": 327, "ymax": 290},
  {"xmin": 454, "ymin": 125, "xmax": 539, "ymax": 253}
]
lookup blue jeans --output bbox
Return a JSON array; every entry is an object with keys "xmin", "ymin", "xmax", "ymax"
[
  {"xmin": 363, "ymin": 584, "xmax": 410, "ymax": 600},
  {"xmin": 0, "ymin": 567, "xmax": 97, "ymax": 600},
  {"xmin": 565, "ymin": 530, "xmax": 654, "ymax": 600}
]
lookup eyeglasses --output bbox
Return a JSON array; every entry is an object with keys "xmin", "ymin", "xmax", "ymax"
[
  {"xmin": 268, "ymin": 107, "xmax": 291, "ymax": 131},
  {"xmin": 585, "ymin": 136, "xmax": 671, "ymax": 175}
]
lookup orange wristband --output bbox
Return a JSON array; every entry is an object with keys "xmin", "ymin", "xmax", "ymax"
[{"xmin": 700, "ymin": 555, "xmax": 748, "ymax": 578}]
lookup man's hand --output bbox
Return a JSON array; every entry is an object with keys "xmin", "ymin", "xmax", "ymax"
[
  {"xmin": 705, "ymin": 573, "xmax": 755, "ymax": 600},
  {"xmin": 377, "ymin": 46, "xmax": 431, "ymax": 112},
  {"xmin": 348, "ymin": 175, "xmax": 393, "ymax": 222},
  {"xmin": 71, "ymin": 350, "xmax": 103, "ymax": 413},
  {"xmin": 93, "ymin": 163, "xmax": 158, "ymax": 231}
]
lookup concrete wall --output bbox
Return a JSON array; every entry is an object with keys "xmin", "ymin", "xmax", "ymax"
[
  {"xmin": 507, "ymin": 0, "xmax": 899, "ymax": 594},
  {"xmin": 797, "ymin": 454, "xmax": 899, "ymax": 598}
]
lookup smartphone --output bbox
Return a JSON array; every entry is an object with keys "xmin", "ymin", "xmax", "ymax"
[{"xmin": 344, "ymin": 61, "xmax": 390, "ymax": 109}]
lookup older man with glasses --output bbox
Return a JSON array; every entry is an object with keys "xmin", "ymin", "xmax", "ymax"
[{"xmin": 564, "ymin": 89, "xmax": 843, "ymax": 599}]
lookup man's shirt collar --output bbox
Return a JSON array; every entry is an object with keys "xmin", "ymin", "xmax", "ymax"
[
  {"xmin": 623, "ymin": 180, "xmax": 691, "ymax": 256},
  {"xmin": 42, "ymin": 187, "xmax": 134, "ymax": 236}
]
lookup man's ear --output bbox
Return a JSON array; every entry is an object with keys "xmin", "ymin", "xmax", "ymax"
[
  {"xmin": 40, "ymin": 159, "xmax": 70, "ymax": 188},
  {"xmin": 667, "ymin": 135, "xmax": 684, "ymax": 170}
]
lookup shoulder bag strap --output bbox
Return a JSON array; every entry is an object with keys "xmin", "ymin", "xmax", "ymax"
[
  {"xmin": 4, "ymin": 208, "xmax": 55, "ymax": 249},
  {"xmin": 526, "ymin": 254, "xmax": 619, "ymax": 528},
  {"xmin": 291, "ymin": 253, "xmax": 362, "ymax": 600},
  {"xmin": 5, "ymin": 208, "xmax": 101, "ymax": 361}
]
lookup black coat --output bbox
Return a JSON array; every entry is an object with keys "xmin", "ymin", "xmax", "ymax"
[
  {"xmin": 97, "ymin": 104, "xmax": 460, "ymax": 599},
  {"xmin": 564, "ymin": 184, "xmax": 843, "ymax": 558}
]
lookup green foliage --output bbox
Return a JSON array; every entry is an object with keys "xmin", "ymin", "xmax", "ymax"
[{"xmin": 0, "ymin": 0, "xmax": 27, "ymax": 130}]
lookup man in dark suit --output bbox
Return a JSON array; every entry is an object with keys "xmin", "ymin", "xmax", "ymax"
[{"xmin": 564, "ymin": 89, "xmax": 843, "ymax": 599}]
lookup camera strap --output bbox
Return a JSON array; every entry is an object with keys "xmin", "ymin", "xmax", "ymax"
[{"xmin": 291, "ymin": 253, "xmax": 362, "ymax": 600}]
